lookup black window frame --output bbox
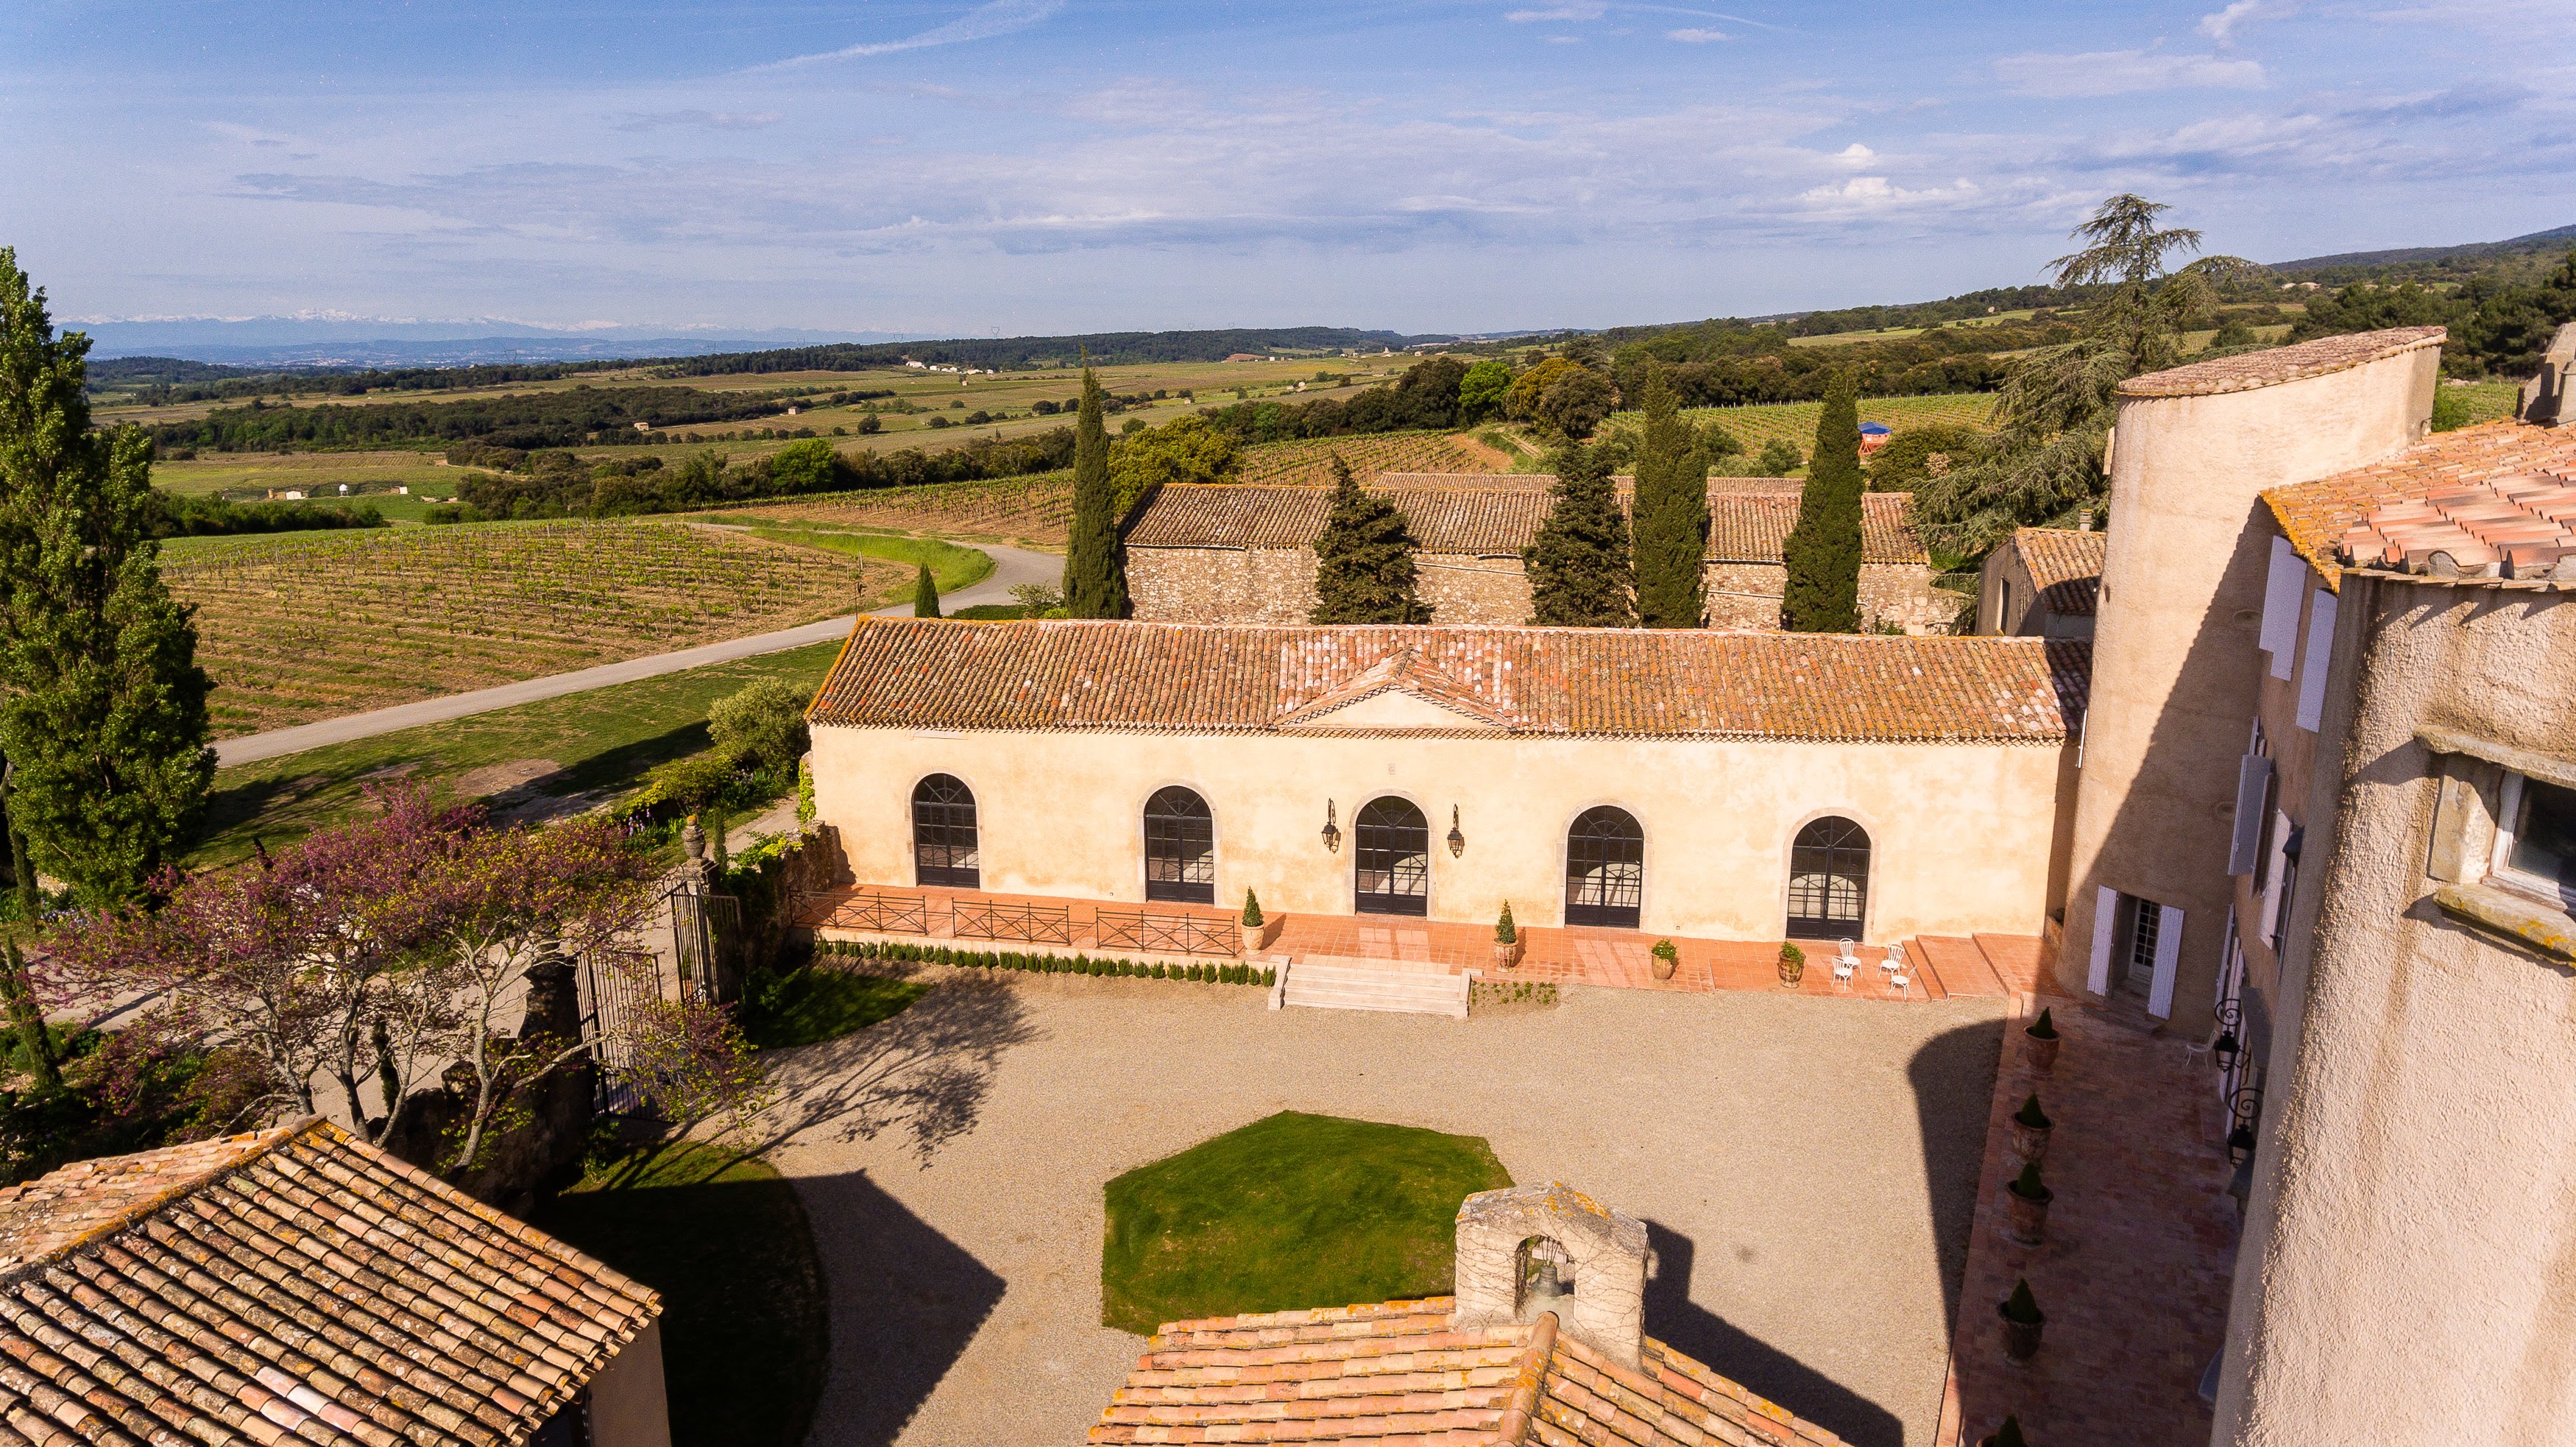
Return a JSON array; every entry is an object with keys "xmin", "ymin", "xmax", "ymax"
[
  {"xmin": 1565, "ymin": 806, "xmax": 1645, "ymax": 929},
  {"xmin": 911, "ymin": 773, "xmax": 982, "ymax": 889},
  {"xmin": 1143, "ymin": 785, "xmax": 1217, "ymax": 904},
  {"xmin": 1354, "ymin": 796, "xmax": 1432, "ymax": 916},
  {"xmin": 1786, "ymin": 815, "xmax": 1871, "ymax": 940}
]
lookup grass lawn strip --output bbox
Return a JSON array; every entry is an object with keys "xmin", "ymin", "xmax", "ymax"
[
  {"xmin": 697, "ymin": 517, "xmax": 997, "ymax": 592},
  {"xmin": 1100, "ymin": 1111, "xmax": 1513, "ymax": 1334},
  {"xmin": 189, "ymin": 638, "xmax": 846, "ymax": 866},
  {"xmin": 537, "ymin": 1143, "xmax": 827, "ymax": 1447},
  {"xmin": 741, "ymin": 966, "xmax": 929, "ymax": 1049}
]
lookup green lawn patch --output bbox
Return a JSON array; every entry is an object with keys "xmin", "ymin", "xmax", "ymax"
[
  {"xmin": 1100, "ymin": 1111, "xmax": 1512, "ymax": 1334},
  {"xmin": 190, "ymin": 638, "xmax": 846, "ymax": 866},
  {"xmin": 537, "ymin": 1143, "xmax": 826, "ymax": 1447},
  {"xmin": 712, "ymin": 518, "xmax": 996, "ymax": 592},
  {"xmin": 948, "ymin": 603, "xmax": 1024, "ymax": 620},
  {"xmin": 742, "ymin": 964, "xmax": 928, "ymax": 1048}
]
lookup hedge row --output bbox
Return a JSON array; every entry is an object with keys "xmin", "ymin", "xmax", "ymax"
[{"xmin": 821, "ymin": 938, "xmax": 1273, "ymax": 986}]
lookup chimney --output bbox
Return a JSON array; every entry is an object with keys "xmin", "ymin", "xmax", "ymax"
[
  {"xmin": 2077, "ymin": 508, "xmax": 2095, "ymax": 532},
  {"xmin": 1450, "ymin": 1183, "xmax": 1651, "ymax": 1370},
  {"xmin": 2519, "ymin": 321, "xmax": 2576, "ymax": 426}
]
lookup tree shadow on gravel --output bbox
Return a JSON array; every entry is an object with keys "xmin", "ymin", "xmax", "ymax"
[
  {"xmin": 1643, "ymin": 1222, "xmax": 1903, "ymax": 1447},
  {"xmin": 796, "ymin": 1168, "xmax": 1007, "ymax": 1447},
  {"xmin": 744, "ymin": 966, "xmax": 1043, "ymax": 1166}
]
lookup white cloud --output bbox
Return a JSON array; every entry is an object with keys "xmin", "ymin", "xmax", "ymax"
[
  {"xmin": 616, "ymin": 110, "xmax": 782, "ymax": 132},
  {"xmin": 1833, "ymin": 142, "xmax": 1875, "ymax": 165},
  {"xmin": 1507, "ymin": 3, "xmax": 1606, "ymax": 20},
  {"xmin": 749, "ymin": 0, "xmax": 1065, "ymax": 71},
  {"xmin": 1667, "ymin": 27, "xmax": 1728, "ymax": 42},
  {"xmin": 1994, "ymin": 49, "xmax": 2266, "ymax": 98},
  {"xmin": 1794, "ymin": 174, "xmax": 1985, "ymax": 216}
]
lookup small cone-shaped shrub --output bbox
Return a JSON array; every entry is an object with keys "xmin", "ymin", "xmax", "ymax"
[
  {"xmin": 2010, "ymin": 1159, "xmax": 2050, "ymax": 1201},
  {"xmin": 1985, "ymin": 1415, "xmax": 2029, "ymax": 1447},
  {"xmin": 2028, "ymin": 1006, "xmax": 2058, "ymax": 1039},
  {"xmin": 2003, "ymin": 1278, "xmax": 2043, "ymax": 1325},
  {"xmin": 2015, "ymin": 1094, "xmax": 2051, "ymax": 1129}
]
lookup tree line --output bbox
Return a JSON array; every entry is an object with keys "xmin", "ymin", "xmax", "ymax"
[
  {"xmin": 2284, "ymin": 255, "xmax": 2576, "ymax": 378},
  {"xmin": 92, "ymin": 356, "xmax": 625, "ymax": 406},
  {"xmin": 146, "ymin": 384, "xmax": 841, "ymax": 453},
  {"xmin": 443, "ymin": 426, "xmax": 1082, "ymax": 520},
  {"xmin": 654, "ymin": 326, "xmax": 1424, "ymax": 376}
]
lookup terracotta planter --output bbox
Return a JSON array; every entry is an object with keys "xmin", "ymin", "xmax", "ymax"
[
  {"xmin": 1494, "ymin": 939, "xmax": 1523, "ymax": 971},
  {"xmin": 1650, "ymin": 949, "xmax": 1677, "ymax": 982},
  {"xmin": 1998, "ymin": 1302, "xmax": 2045, "ymax": 1362},
  {"xmin": 2003, "ymin": 1182, "xmax": 2053, "ymax": 1245},
  {"xmin": 1778, "ymin": 957, "xmax": 1806, "ymax": 988},
  {"xmin": 2007, "ymin": 1119, "xmax": 2053, "ymax": 1172},
  {"xmin": 2023, "ymin": 1028, "xmax": 2060, "ymax": 1074},
  {"xmin": 1240, "ymin": 921, "xmax": 1267, "ymax": 955}
]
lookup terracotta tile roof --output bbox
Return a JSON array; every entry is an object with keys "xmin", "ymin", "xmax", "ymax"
[
  {"xmin": 1708, "ymin": 494, "xmax": 1925, "ymax": 565},
  {"xmin": 2262, "ymin": 420, "xmax": 2576, "ymax": 589},
  {"xmin": 1089, "ymin": 1298, "xmax": 1849, "ymax": 1446},
  {"xmin": 1125, "ymin": 485, "xmax": 1926, "ymax": 565},
  {"xmin": 2115, "ymin": 327, "xmax": 2444, "ymax": 398},
  {"xmin": 808, "ymin": 618, "xmax": 2087, "ymax": 743},
  {"xmin": 0, "ymin": 1117, "xmax": 659, "ymax": 1447},
  {"xmin": 2010, "ymin": 528, "xmax": 2106, "ymax": 615}
]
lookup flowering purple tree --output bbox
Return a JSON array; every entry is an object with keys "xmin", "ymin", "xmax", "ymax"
[{"xmin": 39, "ymin": 786, "xmax": 765, "ymax": 1175}]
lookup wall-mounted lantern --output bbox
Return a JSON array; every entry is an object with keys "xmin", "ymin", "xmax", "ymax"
[
  {"xmin": 1321, "ymin": 799, "xmax": 1341, "ymax": 854},
  {"xmin": 1448, "ymin": 805, "xmax": 1466, "ymax": 858}
]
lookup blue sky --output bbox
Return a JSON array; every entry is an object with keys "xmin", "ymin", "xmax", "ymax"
[{"xmin": 6, "ymin": 0, "xmax": 2571, "ymax": 336}]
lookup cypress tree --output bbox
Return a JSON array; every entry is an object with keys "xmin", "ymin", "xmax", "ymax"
[
  {"xmin": 0, "ymin": 250, "xmax": 214, "ymax": 905},
  {"xmin": 912, "ymin": 563, "xmax": 941, "ymax": 618},
  {"xmin": 1309, "ymin": 456, "xmax": 1430, "ymax": 623},
  {"xmin": 1524, "ymin": 442, "xmax": 1635, "ymax": 627},
  {"xmin": 1061, "ymin": 366, "xmax": 1128, "ymax": 618},
  {"xmin": 1780, "ymin": 372, "xmax": 1864, "ymax": 632},
  {"xmin": 1630, "ymin": 366, "xmax": 1709, "ymax": 628}
]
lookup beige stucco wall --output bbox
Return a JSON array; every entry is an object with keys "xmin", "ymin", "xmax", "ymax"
[
  {"xmin": 587, "ymin": 1320, "xmax": 673, "ymax": 1447},
  {"xmin": 2058, "ymin": 342, "xmax": 2441, "ymax": 1033},
  {"xmin": 811, "ymin": 724, "xmax": 2068, "ymax": 944},
  {"xmin": 2215, "ymin": 574, "xmax": 2576, "ymax": 1446}
]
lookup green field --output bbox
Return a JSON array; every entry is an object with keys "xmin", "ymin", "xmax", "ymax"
[
  {"xmin": 537, "ymin": 1144, "xmax": 827, "ymax": 1447},
  {"xmin": 693, "ymin": 517, "xmax": 996, "ymax": 592},
  {"xmin": 191, "ymin": 638, "xmax": 846, "ymax": 866},
  {"xmin": 1680, "ymin": 392, "xmax": 2000, "ymax": 467},
  {"xmin": 740, "ymin": 964, "xmax": 929, "ymax": 1049},
  {"xmin": 1100, "ymin": 1111, "xmax": 1513, "ymax": 1334},
  {"xmin": 166, "ymin": 519, "xmax": 890, "ymax": 737}
]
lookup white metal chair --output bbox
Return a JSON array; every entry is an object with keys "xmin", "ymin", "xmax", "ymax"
[
  {"xmin": 1832, "ymin": 938, "xmax": 1860, "ymax": 986},
  {"xmin": 1884, "ymin": 941, "xmax": 1911, "ymax": 998}
]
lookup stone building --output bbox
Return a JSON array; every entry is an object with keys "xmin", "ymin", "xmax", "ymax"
[
  {"xmin": 1975, "ymin": 526, "xmax": 2103, "ymax": 637},
  {"xmin": 0, "ymin": 1117, "xmax": 673, "ymax": 1446},
  {"xmin": 804, "ymin": 618, "xmax": 2084, "ymax": 944},
  {"xmin": 1088, "ymin": 1183, "xmax": 1851, "ymax": 1445},
  {"xmin": 1122, "ymin": 475, "xmax": 1947, "ymax": 632}
]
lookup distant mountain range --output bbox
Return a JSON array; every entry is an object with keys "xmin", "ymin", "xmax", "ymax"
[
  {"xmin": 2267, "ymin": 223, "xmax": 2576, "ymax": 285},
  {"xmin": 72, "ymin": 317, "xmax": 924, "ymax": 367}
]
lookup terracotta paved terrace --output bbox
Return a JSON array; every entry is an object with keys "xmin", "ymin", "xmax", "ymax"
[
  {"xmin": 1939, "ymin": 999, "xmax": 2240, "ymax": 1447},
  {"xmin": 796, "ymin": 882, "xmax": 2041, "ymax": 1002}
]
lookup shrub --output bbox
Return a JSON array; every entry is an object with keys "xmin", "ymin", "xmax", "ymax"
[
  {"xmin": 1754, "ymin": 437, "xmax": 1802, "ymax": 476},
  {"xmin": 2014, "ymin": 1094, "xmax": 2052, "ymax": 1130},
  {"xmin": 710, "ymin": 679, "xmax": 812, "ymax": 769},
  {"xmin": 1153, "ymin": 963, "xmax": 1168, "ymax": 980},
  {"xmin": 1495, "ymin": 902, "xmax": 1516, "ymax": 945},
  {"xmin": 1652, "ymin": 939, "xmax": 1679, "ymax": 966},
  {"xmin": 2003, "ymin": 1278, "xmax": 2044, "ymax": 1325},
  {"xmin": 1242, "ymin": 889, "xmax": 1264, "ymax": 927},
  {"xmin": 2027, "ymin": 1006, "xmax": 2058, "ymax": 1039},
  {"xmin": 1778, "ymin": 941, "xmax": 1805, "ymax": 967},
  {"xmin": 2009, "ymin": 1159, "xmax": 2051, "ymax": 1202}
]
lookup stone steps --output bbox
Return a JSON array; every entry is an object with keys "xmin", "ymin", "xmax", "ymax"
[{"xmin": 1281, "ymin": 960, "xmax": 1470, "ymax": 1019}]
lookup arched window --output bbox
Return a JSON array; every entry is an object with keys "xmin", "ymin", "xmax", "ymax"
[
  {"xmin": 1786, "ymin": 816, "xmax": 1870, "ymax": 938},
  {"xmin": 1565, "ymin": 806, "xmax": 1644, "ymax": 929},
  {"xmin": 911, "ymin": 774, "xmax": 980, "ymax": 889},
  {"xmin": 1144, "ymin": 786, "xmax": 1215, "ymax": 904},
  {"xmin": 1354, "ymin": 796, "xmax": 1431, "ymax": 916}
]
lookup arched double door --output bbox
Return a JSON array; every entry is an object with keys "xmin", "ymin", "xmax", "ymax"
[
  {"xmin": 1786, "ymin": 816, "xmax": 1871, "ymax": 938},
  {"xmin": 1143, "ymin": 785, "xmax": 1216, "ymax": 904},
  {"xmin": 1565, "ymin": 806, "xmax": 1643, "ymax": 929},
  {"xmin": 1354, "ymin": 796, "xmax": 1431, "ymax": 916},
  {"xmin": 911, "ymin": 774, "xmax": 980, "ymax": 888}
]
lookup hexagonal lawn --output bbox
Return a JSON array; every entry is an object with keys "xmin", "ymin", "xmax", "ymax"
[{"xmin": 1100, "ymin": 1111, "xmax": 1514, "ymax": 1334}]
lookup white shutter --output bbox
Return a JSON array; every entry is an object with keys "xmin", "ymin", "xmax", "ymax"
[
  {"xmin": 2148, "ymin": 903, "xmax": 2184, "ymax": 1019},
  {"xmin": 2295, "ymin": 590, "xmax": 2339, "ymax": 731},
  {"xmin": 2261, "ymin": 812, "xmax": 2290, "ymax": 938},
  {"xmin": 2228, "ymin": 754, "xmax": 2272, "ymax": 875},
  {"xmin": 2087, "ymin": 884, "xmax": 2117, "ymax": 994},
  {"xmin": 2260, "ymin": 537, "xmax": 2304, "ymax": 676}
]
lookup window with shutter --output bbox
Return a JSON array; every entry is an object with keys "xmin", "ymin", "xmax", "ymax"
[
  {"xmin": 2259, "ymin": 536, "xmax": 2304, "ymax": 676},
  {"xmin": 2229, "ymin": 753, "xmax": 2273, "ymax": 876},
  {"xmin": 2295, "ymin": 590, "xmax": 2338, "ymax": 731}
]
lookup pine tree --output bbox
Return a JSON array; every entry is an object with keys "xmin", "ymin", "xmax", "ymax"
[
  {"xmin": 1061, "ymin": 366, "xmax": 1128, "ymax": 618},
  {"xmin": 1630, "ymin": 366, "xmax": 1709, "ymax": 628},
  {"xmin": 1780, "ymin": 372, "xmax": 1864, "ymax": 633},
  {"xmin": 1524, "ymin": 442, "xmax": 1635, "ymax": 626},
  {"xmin": 0, "ymin": 250, "xmax": 214, "ymax": 905},
  {"xmin": 913, "ymin": 563, "xmax": 942, "ymax": 618},
  {"xmin": 1310, "ymin": 456, "xmax": 1430, "ymax": 623}
]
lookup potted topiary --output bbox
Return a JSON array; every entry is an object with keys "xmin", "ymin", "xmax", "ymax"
[
  {"xmin": 1494, "ymin": 902, "xmax": 1522, "ymax": 970},
  {"xmin": 1998, "ymin": 1278, "xmax": 2045, "ymax": 1362},
  {"xmin": 2009, "ymin": 1094, "xmax": 2053, "ymax": 1171},
  {"xmin": 2004, "ymin": 1158, "xmax": 2053, "ymax": 1245},
  {"xmin": 1978, "ymin": 1414, "xmax": 2030, "ymax": 1447},
  {"xmin": 1240, "ymin": 889, "xmax": 1267, "ymax": 955},
  {"xmin": 2023, "ymin": 1006, "xmax": 2061, "ymax": 1073},
  {"xmin": 1777, "ymin": 941, "xmax": 1806, "ymax": 988},
  {"xmin": 1650, "ymin": 938, "xmax": 1679, "ymax": 982}
]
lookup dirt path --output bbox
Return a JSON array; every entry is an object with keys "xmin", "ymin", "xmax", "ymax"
[
  {"xmin": 754, "ymin": 976, "xmax": 2005, "ymax": 1447},
  {"xmin": 213, "ymin": 542, "xmax": 1061, "ymax": 767}
]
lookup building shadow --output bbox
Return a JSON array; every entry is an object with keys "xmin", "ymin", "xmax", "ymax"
[
  {"xmin": 746, "ymin": 967, "xmax": 1042, "ymax": 1165},
  {"xmin": 1643, "ymin": 1221, "xmax": 1903, "ymax": 1447},
  {"xmin": 797, "ymin": 1168, "xmax": 1008, "ymax": 1447},
  {"xmin": 1910, "ymin": 1016, "xmax": 2008, "ymax": 1326}
]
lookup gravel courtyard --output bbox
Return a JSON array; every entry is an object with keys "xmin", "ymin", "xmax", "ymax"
[{"xmin": 754, "ymin": 971, "xmax": 2006, "ymax": 1447}]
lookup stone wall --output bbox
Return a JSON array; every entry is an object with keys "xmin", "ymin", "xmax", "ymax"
[
  {"xmin": 1130, "ymin": 548, "xmax": 1319, "ymax": 625},
  {"xmin": 1416, "ymin": 558, "xmax": 1532, "ymax": 623},
  {"xmin": 1701, "ymin": 563, "xmax": 1952, "ymax": 634}
]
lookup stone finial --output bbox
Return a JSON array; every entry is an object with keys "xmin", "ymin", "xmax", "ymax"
[
  {"xmin": 682, "ymin": 815, "xmax": 707, "ymax": 863},
  {"xmin": 1451, "ymin": 1182, "xmax": 1652, "ymax": 1370}
]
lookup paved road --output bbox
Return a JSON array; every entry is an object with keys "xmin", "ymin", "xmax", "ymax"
[{"xmin": 214, "ymin": 542, "xmax": 1061, "ymax": 767}]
